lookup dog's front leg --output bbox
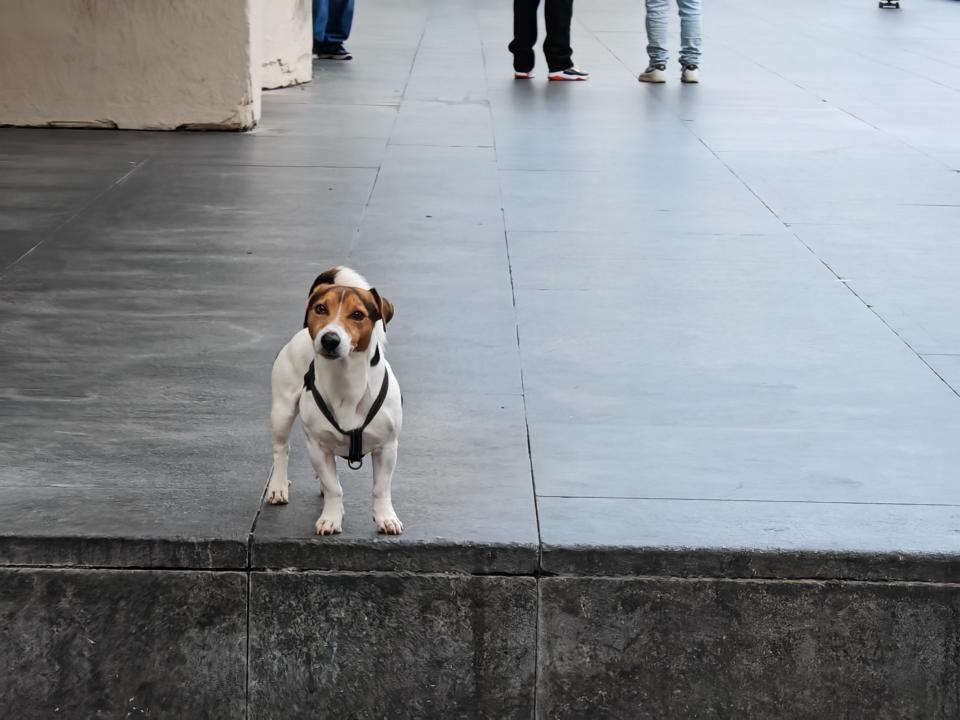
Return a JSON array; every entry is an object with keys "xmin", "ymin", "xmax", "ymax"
[
  {"xmin": 266, "ymin": 339, "xmax": 309, "ymax": 505},
  {"xmin": 308, "ymin": 440, "xmax": 344, "ymax": 535},
  {"xmin": 372, "ymin": 442, "xmax": 403, "ymax": 535},
  {"xmin": 266, "ymin": 394, "xmax": 299, "ymax": 505}
]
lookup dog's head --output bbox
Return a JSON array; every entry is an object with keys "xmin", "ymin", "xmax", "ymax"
[{"xmin": 303, "ymin": 276, "xmax": 394, "ymax": 361}]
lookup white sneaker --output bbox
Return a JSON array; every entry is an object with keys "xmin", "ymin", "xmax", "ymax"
[
  {"xmin": 547, "ymin": 66, "xmax": 590, "ymax": 81},
  {"xmin": 514, "ymin": 71, "xmax": 535, "ymax": 79},
  {"xmin": 681, "ymin": 64, "xmax": 700, "ymax": 84},
  {"xmin": 638, "ymin": 63, "xmax": 667, "ymax": 83}
]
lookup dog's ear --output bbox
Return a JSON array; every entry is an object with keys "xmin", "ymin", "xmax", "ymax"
[
  {"xmin": 303, "ymin": 293, "xmax": 317, "ymax": 329},
  {"xmin": 369, "ymin": 288, "xmax": 395, "ymax": 326}
]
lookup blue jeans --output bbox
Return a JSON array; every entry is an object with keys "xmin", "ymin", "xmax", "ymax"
[
  {"xmin": 313, "ymin": 0, "xmax": 355, "ymax": 47},
  {"xmin": 645, "ymin": 0, "xmax": 701, "ymax": 67}
]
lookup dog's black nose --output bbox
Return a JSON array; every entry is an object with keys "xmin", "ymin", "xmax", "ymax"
[{"xmin": 320, "ymin": 332, "xmax": 341, "ymax": 352}]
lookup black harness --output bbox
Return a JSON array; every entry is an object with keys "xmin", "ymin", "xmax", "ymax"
[{"xmin": 303, "ymin": 355, "xmax": 389, "ymax": 470}]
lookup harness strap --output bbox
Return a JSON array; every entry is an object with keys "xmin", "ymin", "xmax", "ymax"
[{"xmin": 303, "ymin": 357, "xmax": 390, "ymax": 470}]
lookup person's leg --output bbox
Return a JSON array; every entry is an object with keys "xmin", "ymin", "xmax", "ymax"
[
  {"xmin": 313, "ymin": 0, "xmax": 329, "ymax": 47},
  {"xmin": 542, "ymin": 0, "xmax": 573, "ymax": 72},
  {"xmin": 323, "ymin": 0, "xmax": 355, "ymax": 45},
  {"xmin": 677, "ymin": 0, "xmax": 702, "ymax": 67},
  {"xmin": 644, "ymin": 0, "xmax": 669, "ymax": 66},
  {"xmin": 508, "ymin": 0, "xmax": 539, "ymax": 73}
]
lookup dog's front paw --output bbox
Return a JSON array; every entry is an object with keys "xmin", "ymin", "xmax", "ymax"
[
  {"xmin": 267, "ymin": 475, "xmax": 290, "ymax": 505},
  {"xmin": 266, "ymin": 482, "xmax": 288, "ymax": 505},
  {"xmin": 315, "ymin": 514, "xmax": 343, "ymax": 535},
  {"xmin": 375, "ymin": 512, "xmax": 403, "ymax": 535}
]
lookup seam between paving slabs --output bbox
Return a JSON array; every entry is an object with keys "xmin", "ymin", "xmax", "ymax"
[
  {"xmin": 492, "ymin": 87, "xmax": 544, "ymax": 715},
  {"xmin": 246, "ymin": 466, "xmax": 270, "ymax": 720},
  {"xmin": 0, "ymin": 158, "xmax": 148, "ymax": 279},
  {"xmin": 245, "ymin": 473, "xmax": 267, "ymax": 720},
  {"xmin": 537, "ymin": 495, "xmax": 960, "ymax": 508},
  {"xmin": 245, "ymin": 571, "xmax": 252, "ymax": 720}
]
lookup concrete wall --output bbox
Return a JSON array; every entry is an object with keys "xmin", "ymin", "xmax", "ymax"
[
  {"xmin": 0, "ymin": 0, "xmax": 261, "ymax": 131},
  {"xmin": 261, "ymin": 0, "xmax": 313, "ymax": 90}
]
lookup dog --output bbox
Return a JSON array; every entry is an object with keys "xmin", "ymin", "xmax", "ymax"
[{"xmin": 266, "ymin": 266, "xmax": 403, "ymax": 535}]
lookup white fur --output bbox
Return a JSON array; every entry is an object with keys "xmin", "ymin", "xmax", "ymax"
[
  {"xmin": 331, "ymin": 266, "xmax": 370, "ymax": 289},
  {"xmin": 266, "ymin": 267, "xmax": 403, "ymax": 535}
]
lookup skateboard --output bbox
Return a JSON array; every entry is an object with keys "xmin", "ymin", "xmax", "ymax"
[{"xmin": 878, "ymin": 0, "xmax": 900, "ymax": 7}]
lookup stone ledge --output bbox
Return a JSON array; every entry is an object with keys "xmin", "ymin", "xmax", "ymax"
[
  {"xmin": 0, "ymin": 534, "xmax": 248, "ymax": 570},
  {"xmin": 6, "ymin": 529, "xmax": 960, "ymax": 585},
  {"xmin": 250, "ymin": 537, "xmax": 538, "ymax": 575},
  {"xmin": 542, "ymin": 545, "xmax": 960, "ymax": 584}
]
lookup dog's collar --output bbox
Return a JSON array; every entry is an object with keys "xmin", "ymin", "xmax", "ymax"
[{"xmin": 303, "ymin": 358, "xmax": 389, "ymax": 470}]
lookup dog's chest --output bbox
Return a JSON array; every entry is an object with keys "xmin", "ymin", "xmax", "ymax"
[
  {"xmin": 298, "ymin": 391, "xmax": 397, "ymax": 457},
  {"xmin": 300, "ymin": 394, "xmax": 357, "ymax": 450}
]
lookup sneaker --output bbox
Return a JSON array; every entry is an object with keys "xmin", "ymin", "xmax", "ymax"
[
  {"xmin": 681, "ymin": 64, "xmax": 700, "ymax": 83},
  {"xmin": 316, "ymin": 44, "xmax": 352, "ymax": 60},
  {"xmin": 638, "ymin": 63, "xmax": 667, "ymax": 83},
  {"xmin": 548, "ymin": 66, "xmax": 590, "ymax": 81},
  {"xmin": 514, "ymin": 71, "xmax": 536, "ymax": 79}
]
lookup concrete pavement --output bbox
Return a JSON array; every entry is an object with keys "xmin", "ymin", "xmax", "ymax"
[{"xmin": 2, "ymin": 0, "xmax": 960, "ymax": 716}]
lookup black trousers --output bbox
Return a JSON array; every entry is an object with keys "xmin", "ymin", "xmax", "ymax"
[{"xmin": 508, "ymin": 0, "xmax": 574, "ymax": 73}]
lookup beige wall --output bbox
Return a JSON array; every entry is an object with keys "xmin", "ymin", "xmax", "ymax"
[
  {"xmin": 261, "ymin": 0, "xmax": 313, "ymax": 90},
  {"xmin": 0, "ymin": 0, "xmax": 261, "ymax": 131}
]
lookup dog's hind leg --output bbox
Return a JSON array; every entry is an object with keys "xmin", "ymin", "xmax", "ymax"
[
  {"xmin": 309, "ymin": 441, "xmax": 344, "ymax": 535},
  {"xmin": 372, "ymin": 441, "xmax": 403, "ymax": 535}
]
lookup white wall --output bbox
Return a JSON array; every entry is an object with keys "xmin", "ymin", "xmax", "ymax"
[
  {"xmin": 261, "ymin": 0, "xmax": 313, "ymax": 90},
  {"xmin": 0, "ymin": 0, "xmax": 261, "ymax": 131}
]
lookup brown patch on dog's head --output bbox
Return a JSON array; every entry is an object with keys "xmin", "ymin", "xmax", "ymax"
[
  {"xmin": 309, "ymin": 267, "xmax": 341, "ymax": 295},
  {"xmin": 303, "ymin": 267, "xmax": 341, "ymax": 328},
  {"xmin": 305, "ymin": 285, "xmax": 384, "ymax": 354}
]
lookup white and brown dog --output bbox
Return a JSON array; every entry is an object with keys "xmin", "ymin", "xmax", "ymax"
[{"xmin": 266, "ymin": 267, "xmax": 403, "ymax": 535}]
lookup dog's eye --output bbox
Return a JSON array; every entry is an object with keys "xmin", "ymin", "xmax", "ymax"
[
  {"xmin": 314, "ymin": 304, "xmax": 327, "ymax": 315},
  {"xmin": 350, "ymin": 310, "xmax": 365, "ymax": 321}
]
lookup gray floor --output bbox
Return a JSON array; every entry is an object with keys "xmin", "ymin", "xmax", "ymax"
[{"xmin": 2, "ymin": 0, "xmax": 960, "ymax": 578}]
